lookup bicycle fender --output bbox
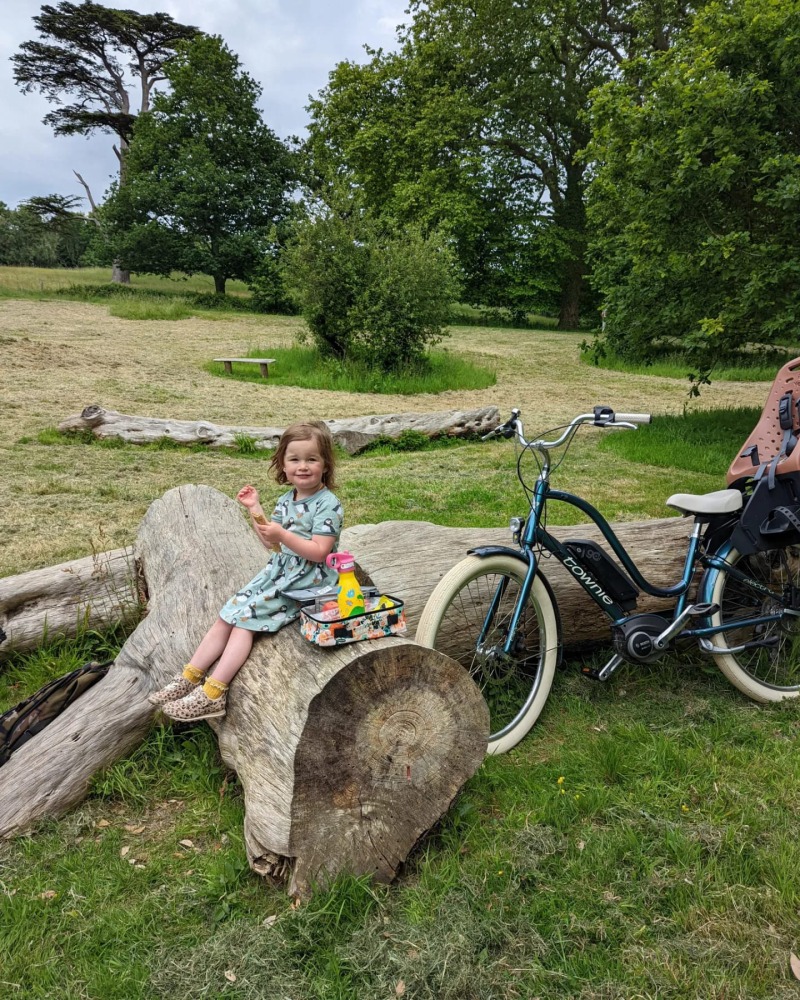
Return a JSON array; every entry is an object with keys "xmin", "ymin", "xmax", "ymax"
[
  {"xmin": 698, "ymin": 539, "xmax": 736, "ymax": 607},
  {"xmin": 467, "ymin": 545, "xmax": 528, "ymax": 562},
  {"xmin": 466, "ymin": 546, "xmax": 564, "ymax": 668}
]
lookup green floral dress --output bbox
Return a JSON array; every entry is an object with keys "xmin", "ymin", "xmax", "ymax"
[{"xmin": 218, "ymin": 488, "xmax": 343, "ymax": 632}]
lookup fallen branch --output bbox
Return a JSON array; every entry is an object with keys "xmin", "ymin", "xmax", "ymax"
[
  {"xmin": 57, "ymin": 405, "xmax": 501, "ymax": 455},
  {"xmin": 0, "ymin": 547, "xmax": 139, "ymax": 657}
]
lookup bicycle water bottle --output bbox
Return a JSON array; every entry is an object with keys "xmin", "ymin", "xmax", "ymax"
[{"xmin": 326, "ymin": 551, "xmax": 365, "ymax": 618}]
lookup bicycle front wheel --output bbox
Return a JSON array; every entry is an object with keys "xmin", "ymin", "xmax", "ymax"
[
  {"xmin": 415, "ymin": 554, "xmax": 559, "ymax": 754},
  {"xmin": 707, "ymin": 545, "xmax": 800, "ymax": 700}
]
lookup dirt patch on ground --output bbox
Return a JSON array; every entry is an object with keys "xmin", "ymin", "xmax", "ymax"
[{"xmin": 0, "ymin": 298, "xmax": 769, "ymax": 577}]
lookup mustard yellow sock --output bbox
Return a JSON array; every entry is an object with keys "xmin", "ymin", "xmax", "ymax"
[
  {"xmin": 203, "ymin": 677, "xmax": 229, "ymax": 700},
  {"xmin": 182, "ymin": 664, "xmax": 204, "ymax": 684}
]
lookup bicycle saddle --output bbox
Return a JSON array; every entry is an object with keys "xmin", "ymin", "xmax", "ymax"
[{"xmin": 666, "ymin": 489, "xmax": 744, "ymax": 516}]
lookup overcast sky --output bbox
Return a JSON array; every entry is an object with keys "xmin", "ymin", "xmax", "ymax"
[{"xmin": 1, "ymin": 0, "xmax": 408, "ymax": 210}]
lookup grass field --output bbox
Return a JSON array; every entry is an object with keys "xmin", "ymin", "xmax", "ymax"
[{"xmin": 1, "ymin": 269, "xmax": 798, "ymax": 999}]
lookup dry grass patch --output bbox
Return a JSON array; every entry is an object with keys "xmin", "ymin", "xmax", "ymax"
[{"xmin": 0, "ymin": 297, "xmax": 771, "ymax": 577}]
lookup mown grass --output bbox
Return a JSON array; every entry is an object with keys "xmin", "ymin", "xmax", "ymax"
[
  {"xmin": 206, "ymin": 343, "xmax": 496, "ymax": 394},
  {"xmin": 583, "ymin": 346, "xmax": 798, "ymax": 383},
  {"xmin": 3, "ymin": 405, "xmax": 799, "ymax": 998}
]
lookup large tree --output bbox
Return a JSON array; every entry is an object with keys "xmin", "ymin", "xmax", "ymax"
[
  {"xmin": 107, "ymin": 34, "xmax": 295, "ymax": 295},
  {"xmin": 12, "ymin": 1, "xmax": 199, "ymax": 280},
  {"xmin": 306, "ymin": 0, "xmax": 697, "ymax": 329},
  {"xmin": 586, "ymin": 0, "xmax": 800, "ymax": 364},
  {"xmin": 0, "ymin": 194, "xmax": 92, "ymax": 268}
]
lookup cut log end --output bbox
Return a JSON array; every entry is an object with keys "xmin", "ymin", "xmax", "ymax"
[{"xmin": 286, "ymin": 642, "xmax": 489, "ymax": 895}]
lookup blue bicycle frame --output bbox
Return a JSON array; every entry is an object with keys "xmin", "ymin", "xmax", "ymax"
[{"xmin": 474, "ymin": 411, "xmax": 790, "ymax": 664}]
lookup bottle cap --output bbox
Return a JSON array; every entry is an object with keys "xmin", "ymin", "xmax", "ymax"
[{"xmin": 326, "ymin": 551, "xmax": 355, "ymax": 572}]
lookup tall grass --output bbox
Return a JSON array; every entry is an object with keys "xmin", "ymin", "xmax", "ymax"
[
  {"xmin": 583, "ymin": 346, "xmax": 797, "ymax": 383},
  {"xmin": 206, "ymin": 344, "xmax": 497, "ymax": 394},
  {"xmin": 107, "ymin": 297, "xmax": 199, "ymax": 321},
  {"xmin": 0, "ymin": 265, "xmax": 250, "ymax": 297},
  {"xmin": 597, "ymin": 406, "xmax": 762, "ymax": 475}
]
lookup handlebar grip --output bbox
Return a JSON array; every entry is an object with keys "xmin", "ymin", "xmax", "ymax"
[{"xmin": 614, "ymin": 413, "xmax": 651, "ymax": 424}]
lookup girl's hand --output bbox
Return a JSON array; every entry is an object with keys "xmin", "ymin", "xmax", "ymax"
[
  {"xmin": 257, "ymin": 520, "xmax": 282, "ymax": 545},
  {"xmin": 253, "ymin": 519, "xmax": 282, "ymax": 553},
  {"xmin": 237, "ymin": 484, "xmax": 260, "ymax": 510}
]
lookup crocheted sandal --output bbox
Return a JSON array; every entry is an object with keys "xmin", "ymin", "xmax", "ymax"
[
  {"xmin": 161, "ymin": 685, "xmax": 227, "ymax": 721},
  {"xmin": 148, "ymin": 674, "xmax": 198, "ymax": 706}
]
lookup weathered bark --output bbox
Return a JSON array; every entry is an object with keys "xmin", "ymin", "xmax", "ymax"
[
  {"xmin": 0, "ymin": 547, "xmax": 139, "ymax": 657},
  {"xmin": 346, "ymin": 517, "xmax": 694, "ymax": 641},
  {"xmin": 0, "ymin": 486, "xmax": 488, "ymax": 897},
  {"xmin": 0, "ymin": 516, "xmax": 693, "ymax": 659},
  {"xmin": 57, "ymin": 405, "xmax": 501, "ymax": 455},
  {"xmin": 111, "ymin": 262, "xmax": 130, "ymax": 285}
]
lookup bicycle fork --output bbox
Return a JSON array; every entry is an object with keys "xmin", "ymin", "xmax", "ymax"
[{"xmin": 475, "ymin": 550, "xmax": 540, "ymax": 660}]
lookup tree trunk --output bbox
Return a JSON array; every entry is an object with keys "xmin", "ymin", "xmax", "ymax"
[
  {"xmin": 0, "ymin": 515, "xmax": 693, "ymax": 660},
  {"xmin": 111, "ymin": 261, "xmax": 130, "ymax": 285},
  {"xmin": 57, "ymin": 404, "xmax": 501, "ymax": 455},
  {"xmin": 214, "ymin": 274, "xmax": 226, "ymax": 294},
  {"xmin": 0, "ymin": 486, "xmax": 488, "ymax": 897},
  {"xmin": 344, "ymin": 517, "xmax": 693, "ymax": 640},
  {"xmin": 555, "ymin": 156, "xmax": 587, "ymax": 331}
]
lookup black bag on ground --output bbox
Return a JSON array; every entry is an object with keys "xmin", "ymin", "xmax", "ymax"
[{"xmin": 0, "ymin": 660, "xmax": 111, "ymax": 766}]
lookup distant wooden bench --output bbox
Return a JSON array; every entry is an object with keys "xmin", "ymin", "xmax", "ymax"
[{"xmin": 214, "ymin": 357, "xmax": 276, "ymax": 379}]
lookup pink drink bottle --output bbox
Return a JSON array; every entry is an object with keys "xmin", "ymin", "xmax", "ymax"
[{"xmin": 326, "ymin": 551, "xmax": 365, "ymax": 618}]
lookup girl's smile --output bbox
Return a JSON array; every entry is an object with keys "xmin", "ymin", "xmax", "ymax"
[{"xmin": 283, "ymin": 438, "xmax": 326, "ymax": 499}]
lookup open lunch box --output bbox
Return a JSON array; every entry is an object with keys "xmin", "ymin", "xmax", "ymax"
[{"xmin": 281, "ymin": 585, "xmax": 407, "ymax": 648}]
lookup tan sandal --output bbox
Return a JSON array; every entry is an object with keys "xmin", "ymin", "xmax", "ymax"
[
  {"xmin": 148, "ymin": 674, "xmax": 197, "ymax": 706},
  {"xmin": 161, "ymin": 685, "xmax": 227, "ymax": 721}
]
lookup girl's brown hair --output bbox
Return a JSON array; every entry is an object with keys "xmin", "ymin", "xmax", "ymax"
[{"xmin": 269, "ymin": 420, "xmax": 337, "ymax": 490}]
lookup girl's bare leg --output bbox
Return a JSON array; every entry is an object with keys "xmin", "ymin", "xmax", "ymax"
[
  {"xmin": 187, "ymin": 617, "xmax": 235, "ymax": 674},
  {"xmin": 207, "ymin": 625, "xmax": 255, "ymax": 685}
]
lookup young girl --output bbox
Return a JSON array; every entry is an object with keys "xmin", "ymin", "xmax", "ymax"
[{"xmin": 149, "ymin": 420, "xmax": 343, "ymax": 721}]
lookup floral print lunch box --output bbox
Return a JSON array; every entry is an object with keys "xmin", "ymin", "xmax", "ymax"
[{"xmin": 300, "ymin": 595, "xmax": 407, "ymax": 647}]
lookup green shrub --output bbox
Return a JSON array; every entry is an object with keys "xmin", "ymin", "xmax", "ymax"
[
  {"xmin": 283, "ymin": 202, "xmax": 461, "ymax": 372},
  {"xmin": 247, "ymin": 252, "xmax": 298, "ymax": 314}
]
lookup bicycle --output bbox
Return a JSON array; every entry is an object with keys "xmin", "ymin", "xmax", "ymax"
[{"xmin": 415, "ymin": 406, "xmax": 800, "ymax": 754}]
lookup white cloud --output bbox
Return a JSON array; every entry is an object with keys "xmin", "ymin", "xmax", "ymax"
[{"xmin": 1, "ymin": 0, "xmax": 406, "ymax": 209}]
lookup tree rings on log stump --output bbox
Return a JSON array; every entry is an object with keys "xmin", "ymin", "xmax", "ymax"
[{"xmin": 288, "ymin": 642, "xmax": 489, "ymax": 895}]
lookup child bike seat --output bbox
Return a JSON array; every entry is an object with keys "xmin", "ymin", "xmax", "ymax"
[{"xmin": 727, "ymin": 356, "xmax": 800, "ymax": 486}]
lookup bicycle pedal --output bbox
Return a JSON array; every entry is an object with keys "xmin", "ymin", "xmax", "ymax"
[
  {"xmin": 687, "ymin": 602, "xmax": 719, "ymax": 617},
  {"xmin": 582, "ymin": 653, "xmax": 624, "ymax": 682}
]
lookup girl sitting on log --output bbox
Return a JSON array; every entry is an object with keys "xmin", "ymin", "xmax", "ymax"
[{"xmin": 149, "ymin": 420, "xmax": 343, "ymax": 721}]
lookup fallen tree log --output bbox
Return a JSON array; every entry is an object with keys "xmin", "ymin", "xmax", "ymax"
[
  {"xmin": 0, "ymin": 547, "xmax": 139, "ymax": 657},
  {"xmin": 0, "ymin": 516, "xmax": 692, "ymax": 659},
  {"xmin": 345, "ymin": 517, "xmax": 693, "ymax": 640},
  {"xmin": 0, "ymin": 486, "xmax": 489, "ymax": 898},
  {"xmin": 57, "ymin": 404, "xmax": 501, "ymax": 455}
]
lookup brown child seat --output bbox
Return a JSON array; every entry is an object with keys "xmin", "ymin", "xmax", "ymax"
[{"xmin": 727, "ymin": 356, "xmax": 800, "ymax": 486}]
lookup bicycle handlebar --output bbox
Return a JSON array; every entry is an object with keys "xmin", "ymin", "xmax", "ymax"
[
  {"xmin": 612, "ymin": 412, "xmax": 651, "ymax": 425},
  {"xmin": 483, "ymin": 406, "xmax": 652, "ymax": 449}
]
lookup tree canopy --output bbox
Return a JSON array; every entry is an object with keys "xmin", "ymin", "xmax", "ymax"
[
  {"xmin": 106, "ymin": 34, "xmax": 295, "ymax": 294},
  {"xmin": 305, "ymin": 0, "xmax": 697, "ymax": 329},
  {"xmin": 12, "ymin": 2, "xmax": 199, "ymax": 154},
  {"xmin": 586, "ymin": 0, "xmax": 800, "ymax": 363},
  {"xmin": 0, "ymin": 195, "xmax": 92, "ymax": 267},
  {"xmin": 284, "ymin": 190, "xmax": 461, "ymax": 370}
]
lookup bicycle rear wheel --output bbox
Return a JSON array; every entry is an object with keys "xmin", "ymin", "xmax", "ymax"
[
  {"xmin": 415, "ymin": 554, "xmax": 559, "ymax": 754},
  {"xmin": 707, "ymin": 545, "xmax": 800, "ymax": 700}
]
